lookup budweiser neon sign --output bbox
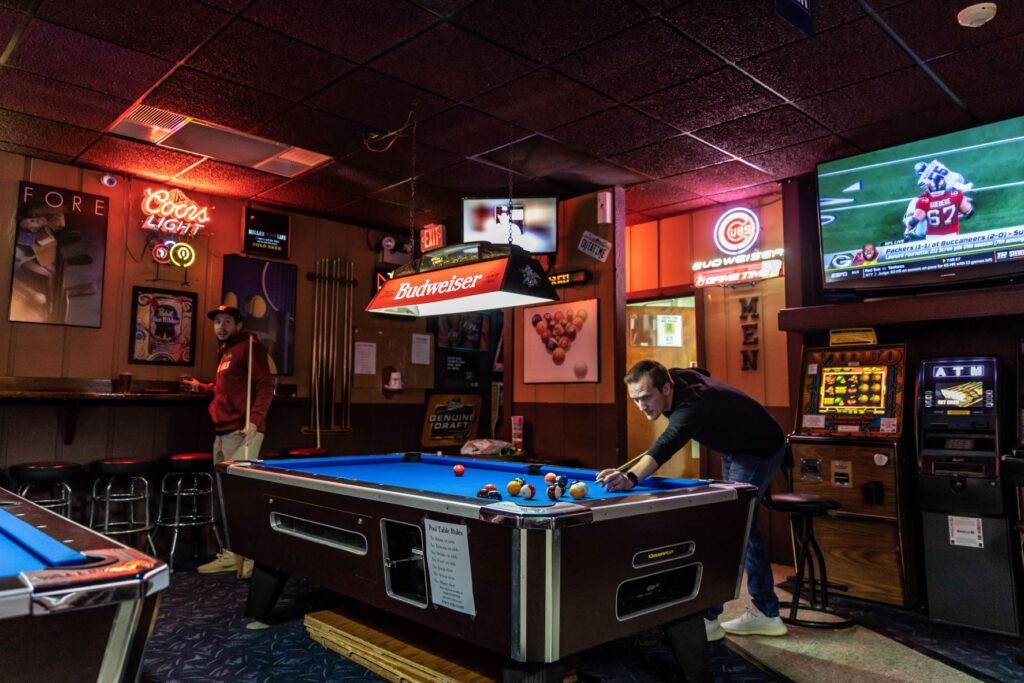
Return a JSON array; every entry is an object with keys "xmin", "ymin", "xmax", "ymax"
[{"xmin": 141, "ymin": 188, "xmax": 211, "ymax": 237}]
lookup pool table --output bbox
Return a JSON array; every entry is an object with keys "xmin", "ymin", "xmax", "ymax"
[
  {"xmin": 216, "ymin": 453, "xmax": 757, "ymax": 681},
  {"xmin": 0, "ymin": 487, "xmax": 168, "ymax": 683}
]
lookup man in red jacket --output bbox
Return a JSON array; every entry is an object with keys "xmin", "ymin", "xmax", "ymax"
[{"xmin": 185, "ymin": 304, "xmax": 274, "ymax": 575}]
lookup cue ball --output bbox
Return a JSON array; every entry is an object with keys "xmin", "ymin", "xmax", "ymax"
[
  {"xmin": 453, "ymin": 464, "xmax": 465, "ymax": 476},
  {"xmin": 521, "ymin": 483, "xmax": 536, "ymax": 499},
  {"xmin": 573, "ymin": 361, "xmax": 587, "ymax": 379}
]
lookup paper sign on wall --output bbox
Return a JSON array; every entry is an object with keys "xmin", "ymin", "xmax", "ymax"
[
  {"xmin": 425, "ymin": 519, "xmax": 476, "ymax": 615},
  {"xmin": 354, "ymin": 342, "xmax": 376, "ymax": 375}
]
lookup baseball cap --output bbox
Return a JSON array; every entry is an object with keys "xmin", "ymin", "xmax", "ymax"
[{"xmin": 207, "ymin": 304, "xmax": 242, "ymax": 321}]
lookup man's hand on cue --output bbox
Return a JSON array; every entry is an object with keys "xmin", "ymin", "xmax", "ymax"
[{"xmin": 596, "ymin": 469, "xmax": 635, "ymax": 492}]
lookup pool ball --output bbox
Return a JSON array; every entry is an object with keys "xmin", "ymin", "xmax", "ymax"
[
  {"xmin": 531, "ymin": 313, "xmax": 542, "ymax": 326},
  {"xmin": 544, "ymin": 472, "xmax": 557, "ymax": 483},
  {"xmin": 477, "ymin": 487, "xmax": 491, "ymax": 498},
  {"xmin": 554, "ymin": 475, "xmax": 568, "ymax": 489},
  {"xmin": 514, "ymin": 477, "xmax": 526, "ymax": 485},
  {"xmin": 507, "ymin": 480, "xmax": 522, "ymax": 496},
  {"xmin": 552, "ymin": 348, "xmax": 566, "ymax": 365},
  {"xmin": 453, "ymin": 464, "xmax": 465, "ymax": 477},
  {"xmin": 521, "ymin": 483, "xmax": 536, "ymax": 499},
  {"xmin": 547, "ymin": 484, "xmax": 561, "ymax": 500},
  {"xmin": 483, "ymin": 483, "xmax": 498, "ymax": 492},
  {"xmin": 569, "ymin": 482, "xmax": 586, "ymax": 499},
  {"xmin": 485, "ymin": 491, "xmax": 502, "ymax": 501}
]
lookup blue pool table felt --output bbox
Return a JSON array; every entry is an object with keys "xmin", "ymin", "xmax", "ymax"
[
  {"xmin": 0, "ymin": 507, "xmax": 87, "ymax": 577},
  {"xmin": 261, "ymin": 454, "xmax": 708, "ymax": 507}
]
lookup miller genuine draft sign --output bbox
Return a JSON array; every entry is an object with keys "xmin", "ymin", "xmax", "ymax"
[{"xmin": 421, "ymin": 394, "xmax": 481, "ymax": 447}]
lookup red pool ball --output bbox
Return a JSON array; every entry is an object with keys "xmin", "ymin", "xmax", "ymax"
[
  {"xmin": 453, "ymin": 464, "xmax": 465, "ymax": 477},
  {"xmin": 484, "ymin": 483, "xmax": 498, "ymax": 492}
]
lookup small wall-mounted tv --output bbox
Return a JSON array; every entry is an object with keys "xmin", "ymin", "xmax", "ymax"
[
  {"xmin": 817, "ymin": 115, "xmax": 1024, "ymax": 292},
  {"xmin": 462, "ymin": 197, "xmax": 557, "ymax": 254}
]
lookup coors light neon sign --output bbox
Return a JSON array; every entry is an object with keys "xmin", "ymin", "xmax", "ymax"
[{"xmin": 141, "ymin": 188, "xmax": 211, "ymax": 238}]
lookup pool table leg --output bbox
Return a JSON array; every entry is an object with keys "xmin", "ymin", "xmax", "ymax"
[
  {"xmin": 663, "ymin": 613, "xmax": 713, "ymax": 683},
  {"xmin": 500, "ymin": 661, "xmax": 564, "ymax": 682},
  {"xmin": 244, "ymin": 562, "xmax": 288, "ymax": 621}
]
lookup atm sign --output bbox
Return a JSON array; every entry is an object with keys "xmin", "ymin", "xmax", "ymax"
[{"xmin": 932, "ymin": 365, "xmax": 985, "ymax": 378}]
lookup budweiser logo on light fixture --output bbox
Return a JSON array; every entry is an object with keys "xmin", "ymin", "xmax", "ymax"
[
  {"xmin": 394, "ymin": 273, "xmax": 484, "ymax": 300},
  {"xmin": 141, "ymin": 188, "xmax": 212, "ymax": 237}
]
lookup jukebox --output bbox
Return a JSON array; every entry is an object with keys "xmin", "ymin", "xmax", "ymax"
[
  {"xmin": 917, "ymin": 357, "xmax": 1020, "ymax": 635},
  {"xmin": 789, "ymin": 344, "xmax": 920, "ymax": 607}
]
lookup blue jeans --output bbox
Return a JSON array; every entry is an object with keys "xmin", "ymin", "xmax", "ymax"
[{"xmin": 706, "ymin": 445, "xmax": 785, "ymax": 620}]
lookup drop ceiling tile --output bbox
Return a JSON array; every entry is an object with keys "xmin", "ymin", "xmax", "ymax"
[
  {"xmin": 256, "ymin": 181, "xmax": 357, "ymax": 212},
  {"xmin": 797, "ymin": 67, "xmax": 949, "ymax": 132},
  {"xmin": 196, "ymin": 0, "xmax": 248, "ymax": 11},
  {"xmin": 256, "ymin": 106, "xmax": 365, "ymax": 157},
  {"xmin": 0, "ymin": 141, "xmax": 71, "ymax": 163},
  {"xmin": 0, "ymin": 1, "xmax": 33, "ymax": 11},
  {"xmin": 626, "ymin": 210, "xmax": 656, "ymax": 225},
  {"xmin": 454, "ymin": 0, "xmax": 646, "ymax": 63},
  {"xmin": 553, "ymin": 19, "xmax": 723, "ymax": 101},
  {"xmin": 930, "ymin": 32, "xmax": 1024, "ymax": 100},
  {"xmin": 78, "ymin": 135, "xmax": 201, "ymax": 180},
  {"xmin": 875, "ymin": 0, "xmax": 1024, "ymax": 62},
  {"xmin": 548, "ymin": 159, "xmax": 650, "ymax": 191},
  {"xmin": 9, "ymin": 20, "xmax": 172, "ymax": 101},
  {"xmin": 739, "ymin": 18, "xmax": 912, "ymax": 100},
  {"xmin": 696, "ymin": 105, "xmax": 832, "ymax": 157},
  {"xmin": 706, "ymin": 181, "xmax": 779, "ymax": 204},
  {"xmin": 0, "ymin": 108, "xmax": 97, "ymax": 157},
  {"xmin": 0, "ymin": 69, "xmax": 129, "ymax": 131},
  {"xmin": 746, "ymin": 135, "xmax": 858, "ymax": 180},
  {"xmin": 547, "ymin": 107, "xmax": 679, "ymax": 157},
  {"xmin": 842, "ymin": 104, "xmax": 974, "ymax": 153},
  {"xmin": 642, "ymin": 197, "xmax": 718, "ymax": 219},
  {"xmin": 308, "ymin": 68, "xmax": 452, "ymax": 130},
  {"xmin": 479, "ymin": 136, "xmax": 596, "ymax": 177},
  {"xmin": 37, "ymin": 0, "xmax": 229, "ymax": 61},
  {"xmin": 370, "ymin": 180, "xmax": 464, "ymax": 216},
  {"xmin": 469, "ymin": 69, "xmax": 613, "ymax": 132},
  {"xmin": 171, "ymin": 159, "xmax": 283, "ymax": 197},
  {"xmin": 187, "ymin": 19, "xmax": 354, "ymax": 101},
  {"xmin": 371, "ymin": 24, "xmax": 536, "ymax": 101},
  {"xmin": 343, "ymin": 137, "xmax": 462, "ymax": 178},
  {"xmin": 0, "ymin": 6, "xmax": 20, "ymax": 43},
  {"xmin": 610, "ymin": 135, "xmax": 727, "ymax": 178},
  {"xmin": 634, "ymin": 68, "xmax": 781, "ymax": 132},
  {"xmin": 417, "ymin": 106, "xmax": 530, "ymax": 157},
  {"xmin": 145, "ymin": 68, "xmax": 292, "ymax": 132},
  {"xmin": 302, "ymin": 160, "xmax": 403, "ymax": 195},
  {"xmin": 335, "ymin": 198, "xmax": 438, "ymax": 230},
  {"xmin": 966, "ymin": 83, "xmax": 1024, "ymax": 124},
  {"xmin": 624, "ymin": 178, "xmax": 699, "ymax": 211},
  {"xmin": 666, "ymin": 161, "xmax": 774, "ymax": 196},
  {"xmin": 423, "ymin": 159, "xmax": 523, "ymax": 195},
  {"xmin": 244, "ymin": 0, "xmax": 436, "ymax": 63},
  {"xmin": 664, "ymin": 0, "xmax": 801, "ymax": 61},
  {"xmin": 407, "ymin": 0, "xmax": 475, "ymax": 17}
]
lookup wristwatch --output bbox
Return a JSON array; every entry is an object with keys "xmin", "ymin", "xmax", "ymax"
[{"xmin": 625, "ymin": 471, "xmax": 639, "ymax": 487}]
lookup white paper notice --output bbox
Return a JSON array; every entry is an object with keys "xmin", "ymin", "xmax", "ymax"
[
  {"xmin": 354, "ymin": 342, "xmax": 376, "ymax": 375},
  {"xmin": 425, "ymin": 519, "xmax": 476, "ymax": 616},
  {"xmin": 802, "ymin": 415, "xmax": 826, "ymax": 429},
  {"xmin": 807, "ymin": 363, "xmax": 818, "ymax": 376},
  {"xmin": 948, "ymin": 515, "xmax": 984, "ymax": 548},
  {"xmin": 411, "ymin": 333, "xmax": 431, "ymax": 366},
  {"xmin": 879, "ymin": 417, "xmax": 898, "ymax": 434}
]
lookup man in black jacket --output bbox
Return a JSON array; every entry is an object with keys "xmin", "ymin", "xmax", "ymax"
[{"xmin": 598, "ymin": 360, "xmax": 787, "ymax": 641}]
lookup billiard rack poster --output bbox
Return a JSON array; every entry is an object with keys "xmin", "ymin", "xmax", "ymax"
[{"xmin": 522, "ymin": 298, "xmax": 598, "ymax": 383}]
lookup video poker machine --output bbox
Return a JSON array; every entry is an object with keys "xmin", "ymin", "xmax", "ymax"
[
  {"xmin": 790, "ymin": 344, "xmax": 921, "ymax": 607},
  {"xmin": 917, "ymin": 357, "xmax": 1020, "ymax": 635}
]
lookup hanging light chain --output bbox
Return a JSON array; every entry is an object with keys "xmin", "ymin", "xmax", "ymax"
[
  {"xmin": 409, "ymin": 116, "xmax": 417, "ymax": 255},
  {"xmin": 507, "ymin": 124, "xmax": 515, "ymax": 246}
]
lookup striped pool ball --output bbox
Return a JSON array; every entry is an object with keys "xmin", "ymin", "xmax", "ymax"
[
  {"xmin": 547, "ymin": 484, "xmax": 560, "ymax": 500},
  {"xmin": 554, "ymin": 475, "xmax": 568, "ymax": 489},
  {"xmin": 521, "ymin": 483, "xmax": 536, "ymax": 500},
  {"xmin": 569, "ymin": 482, "xmax": 586, "ymax": 499}
]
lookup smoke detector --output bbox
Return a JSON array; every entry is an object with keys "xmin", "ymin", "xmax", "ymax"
[{"xmin": 958, "ymin": 3, "xmax": 997, "ymax": 27}]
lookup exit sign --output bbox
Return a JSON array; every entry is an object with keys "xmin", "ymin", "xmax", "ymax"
[{"xmin": 420, "ymin": 223, "xmax": 445, "ymax": 253}]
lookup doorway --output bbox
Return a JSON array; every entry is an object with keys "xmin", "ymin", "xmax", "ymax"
[{"xmin": 625, "ymin": 297, "xmax": 700, "ymax": 479}]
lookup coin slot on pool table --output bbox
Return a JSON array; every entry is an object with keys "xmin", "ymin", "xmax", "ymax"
[
  {"xmin": 269, "ymin": 512, "xmax": 368, "ymax": 555},
  {"xmin": 616, "ymin": 563, "xmax": 702, "ymax": 620},
  {"xmin": 380, "ymin": 519, "xmax": 428, "ymax": 608}
]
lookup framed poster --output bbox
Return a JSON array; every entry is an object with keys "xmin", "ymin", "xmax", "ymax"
[
  {"xmin": 129, "ymin": 287, "xmax": 197, "ymax": 365},
  {"xmin": 222, "ymin": 254, "xmax": 297, "ymax": 375},
  {"xmin": 523, "ymin": 298, "xmax": 598, "ymax": 383},
  {"xmin": 10, "ymin": 182, "xmax": 109, "ymax": 327}
]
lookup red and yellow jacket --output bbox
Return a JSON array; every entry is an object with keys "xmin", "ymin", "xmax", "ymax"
[{"xmin": 199, "ymin": 332, "xmax": 274, "ymax": 433}]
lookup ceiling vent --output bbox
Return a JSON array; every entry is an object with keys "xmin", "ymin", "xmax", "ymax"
[{"xmin": 111, "ymin": 105, "xmax": 331, "ymax": 178}]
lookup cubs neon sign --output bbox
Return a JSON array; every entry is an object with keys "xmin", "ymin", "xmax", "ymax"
[
  {"xmin": 713, "ymin": 207, "xmax": 760, "ymax": 256},
  {"xmin": 141, "ymin": 188, "xmax": 211, "ymax": 238}
]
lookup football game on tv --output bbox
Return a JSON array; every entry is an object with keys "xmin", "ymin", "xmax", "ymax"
[
  {"xmin": 462, "ymin": 197, "xmax": 557, "ymax": 254},
  {"xmin": 817, "ymin": 115, "xmax": 1024, "ymax": 291}
]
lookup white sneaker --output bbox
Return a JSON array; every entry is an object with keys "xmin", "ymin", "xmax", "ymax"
[
  {"xmin": 197, "ymin": 550, "xmax": 237, "ymax": 574},
  {"xmin": 721, "ymin": 605, "xmax": 787, "ymax": 637},
  {"xmin": 705, "ymin": 618, "xmax": 725, "ymax": 642}
]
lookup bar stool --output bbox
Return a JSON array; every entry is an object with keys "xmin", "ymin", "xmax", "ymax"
[
  {"xmin": 154, "ymin": 452, "xmax": 223, "ymax": 569},
  {"xmin": 9, "ymin": 461, "xmax": 83, "ymax": 518},
  {"xmin": 88, "ymin": 457, "xmax": 156, "ymax": 553},
  {"xmin": 770, "ymin": 492, "xmax": 855, "ymax": 629},
  {"xmin": 287, "ymin": 447, "xmax": 327, "ymax": 458}
]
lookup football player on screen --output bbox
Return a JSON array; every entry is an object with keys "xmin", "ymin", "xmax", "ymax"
[
  {"xmin": 903, "ymin": 176, "xmax": 974, "ymax": 240},
  {"xmin": 914, "ymin": 159, "xmax": 972, "ymax": 193}
]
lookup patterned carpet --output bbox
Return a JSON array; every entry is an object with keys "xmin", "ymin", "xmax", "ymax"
[{"xmin": 142, "ymin": 566, "xmax": 1023, "ymax": 682}]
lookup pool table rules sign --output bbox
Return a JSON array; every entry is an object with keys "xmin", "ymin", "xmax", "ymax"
[{"xmin": 425, "ymin": 519, "xmax": 476, "ymax": 615}]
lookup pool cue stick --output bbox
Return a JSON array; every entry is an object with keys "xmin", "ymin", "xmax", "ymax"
[
  {"xmin": 597, "ymin": 451, "xmax": 649, "ymax": 482},
  {"xmin": 244, "ymin": 334, "xmax": 253, "ymax": 460}
]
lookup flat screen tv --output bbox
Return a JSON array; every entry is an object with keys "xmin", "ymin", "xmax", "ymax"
[
  {"xmin": 462, "ymin": 197, "xmax": 557, "ymax": 254},
  {"xmin": 817, "ymin": 115, "xmax": 1024, "ymax": 292}
]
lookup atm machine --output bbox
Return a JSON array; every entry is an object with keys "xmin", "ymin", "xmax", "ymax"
[{"xmin": 917, "ymin": 357, "xmax": 1020, "ymax": 635}]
